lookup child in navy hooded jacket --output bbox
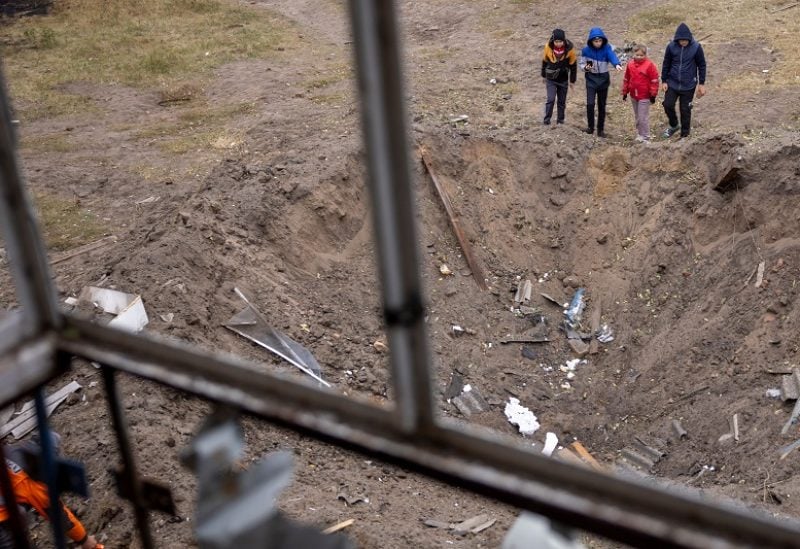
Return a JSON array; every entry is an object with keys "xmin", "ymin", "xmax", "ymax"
[
  {"xmin": 579, "ymin": 27, "xmax": 622, "ymax": 137},
  {"xmin": 660, "ymin": 23, "xmax": 707, "ymax": 138}
]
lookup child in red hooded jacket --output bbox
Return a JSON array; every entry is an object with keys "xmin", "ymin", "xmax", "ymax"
[{"xmin": 621, "ymin": 44, "xmax": 660, "ymax": 142}]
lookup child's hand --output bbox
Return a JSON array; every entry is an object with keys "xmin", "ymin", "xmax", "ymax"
[
  {"xmin": 622, "ymin": 94, "xmax": 627, "ymax": 101},
  {"xmin": 661, "ymin": 83, "xmax": 668, "ymax": 93},
  {"xmin": 697, "ymin": 84, "xmax": 706, "ymax": 97},
  {"xmin": 615, "ymin": 65, "xmax": 623, "ymax": 72},
  {"xmin": 650, "ymin": 96, "xmax": 656, "ymax": 104}
]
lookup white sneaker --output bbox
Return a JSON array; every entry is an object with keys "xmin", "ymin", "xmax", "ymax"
[{"xmin": 635, "ymin": 135, "xmax": 646, "ymax": 142}]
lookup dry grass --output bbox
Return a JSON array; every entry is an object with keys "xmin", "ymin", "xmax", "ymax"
[
  {"xmin": 1, "ymin": 0, "xmax": 296, "ymax": 120},
  {"xmin": 32, "ymin": 192, "xmax": 109, "ymax": 251},
  {"xmin": 627, "ymin": 1, "xmax": 800, "ymax": 91},
  {"xmin": 20, "ymin": 133, "xmax": 78, "ymax": 153}
]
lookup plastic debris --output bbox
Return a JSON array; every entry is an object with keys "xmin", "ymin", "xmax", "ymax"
[
  {"xmin": 439, "ymin": 264, "xmax": 453, "ymax": 276},
  {"xmin": 504, "ymin": 398, "xmax": 540, "ymax": 436},
  {"xmin": 596, "ymin": 324, "xmax": 614, "ymax": 343},
  {"xmin": 766, "ymin": 388, "xmax": 782, "ymax": 399},
  {"xmin": 542, "ymin": 433, "xmax": 558, "ymax": 457},
  {"xmin": 564, "ymin": 288, "xmax": 585, "ymax": 328}
]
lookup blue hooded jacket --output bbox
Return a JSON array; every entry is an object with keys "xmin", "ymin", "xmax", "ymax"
[
  {"xmin": 661, "ymin": 23, "xmax": 706, "ymax": 91},
  {"xmin": 579, "ymin": 27, "xmax": 621, "ymax": 89}
]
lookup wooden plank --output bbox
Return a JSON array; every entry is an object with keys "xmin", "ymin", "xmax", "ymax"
[
  {"xmin": 420, "ymin": 148, "xmax": 488, "ymax": 291},
  {"xmin": 322, "ymin": 518, "xmax": 355, "ymax": 534},
  {"xmin": 0, "ymin": 381, "xmax": 82, "ymax": 439},
  {"xmin": 51, "ymin": 235, "xmax": 117, "ymax": 265},
  {"xmin": 570, "ymin": 441, "xmax": 605, "ymax": 472}
]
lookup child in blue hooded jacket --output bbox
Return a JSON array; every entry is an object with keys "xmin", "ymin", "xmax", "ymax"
[{"xmin": 579, "ymin": 27, "xmax": 622, "ymax": 137}]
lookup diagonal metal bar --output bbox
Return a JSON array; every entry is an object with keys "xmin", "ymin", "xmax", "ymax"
[
  {"xmin": 101, "ymin": 367, "xmax": 155, "ymax": 549},
  {"xmin": 0, "ymin": 66, "xmax": 61, "ymax": 337},
  {"xmin": 348, "ymin": 0, "xmax": 436, "ymax": 434},
  {"xmin": 56, "ymin": 318, "xmax": 800, "ymax": 549}
]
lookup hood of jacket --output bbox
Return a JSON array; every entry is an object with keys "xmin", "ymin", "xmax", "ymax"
[
  {"xmin": 673, "ymin": 23, "xmax": 693, "ymax": 42},
  {"xmin": 586, "ymin": 27, "xmax": 608, "ymax": 47}
]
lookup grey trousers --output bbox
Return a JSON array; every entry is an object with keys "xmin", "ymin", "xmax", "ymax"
[{"xmin": 544, "ymin": 79, "xmax": 568, "ymax": 124}]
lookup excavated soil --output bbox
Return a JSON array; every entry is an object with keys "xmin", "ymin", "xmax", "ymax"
[{"xmin": 2, "ymin": 0, "xmax": 800, "ymax": 547}]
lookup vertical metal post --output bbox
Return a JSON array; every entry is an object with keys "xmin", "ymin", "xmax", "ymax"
[
  {"xmin": 101, "ymin": 367, "xmax": 155, "ymax": 549},
  {"xmin": 0, "ymin": 443, "xmax": 33, "ymax": 549},
  {"xmin": 34, "ymin": 390, "xmax": 66, "ymax": 549},
  {"xmin": 348, "ymin": 0, "xmax": 436, "ymax": 433},
  {"xmin": 0, "ymin": 65, "xmax": 61, "ymax": 336}
]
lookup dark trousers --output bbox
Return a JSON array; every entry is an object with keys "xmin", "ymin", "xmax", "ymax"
[
  {"xmin": 586, "ymin": 85, "xmax": 608, "ymax": 132},
  {"xmin": 544, "ymin": 80, "xmax": 568, "ymax": 124},
  {"xmin": 663, "ymin": 87, "xmax": 695, "ymax": 136}
]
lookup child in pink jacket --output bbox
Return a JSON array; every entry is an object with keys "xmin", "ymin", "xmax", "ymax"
[{"xmin": 621, "ymin": 44, "xmax": 660, "ymax": 142}]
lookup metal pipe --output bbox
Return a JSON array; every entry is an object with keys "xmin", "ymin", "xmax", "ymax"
[
  {"xmin": 348, "ymin": 0, "xmax": 436, "ymax": 434},
  {"xmin": 101, "ymin": 367, "xmax": 154, "ymax": 549},
  {"xmin": 0, "ymin": 65, "xmax": 61, "ymax": 337}
]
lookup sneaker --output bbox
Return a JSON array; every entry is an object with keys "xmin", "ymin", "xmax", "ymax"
[
  {"xmin": 635, "ymin": 135, "xmax": 645, "ymax": 142},
  {"xmin": 543, "ymin": 121, "xmax": 551, "ymax": 126},
  {"xmin": 584, "ymin": 128, "xmax": 594, "ymax": 134},
  {"xmin": 663, "ymin": 125, "xmax": 679, "ymax": 138},
  {"xmin": 597, "ymin": 131, "xmax": 607, "ymax": 138}
]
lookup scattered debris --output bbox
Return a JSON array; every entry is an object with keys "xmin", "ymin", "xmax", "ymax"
[
  {"xmin": 542, "ymin": 432, "xmax": 558, "ymax": 457},
  {"xmin": 514, "ymin": 279, "xmax": 533, "ymax": 305},
  {"xmin": 755, "ymin": 261, "xmax": 766, "ymax": 288},
  {"xmin": 0, "ymin": 381, "xmax": 82, "ymax": 440},
  {"xmin": 780, "ymin": 369, "xmax": 800, "ymax": 401},
  {"xmin": 499, "ymin": 334, "xmax": 549, "ymax": 344},
  {"xmin": 135, "ymin": 195, "xmax": 160, "ymax": 205},
  {"xmin": 444, "ymin": 372, "xmax": 464, "ymax": 401},
  {"xmin": 564, "ymin": 288, "xmax": 585, "ymax": 328},
  {"xmin": 771, "ymin": 2, "xmax": 798, "ymax": 13},
  {"xmin": 420, "ymin": 147, "xmax": 487, "ymax": 290},
  {"xmin": 569, "ymin": 441, "xmax": 604, "ymax": 472},
  {"xmin": 337, "ymin": 486, "xmax": 369, "ymax": 506},
  {"xmin": 540, "ymin": 292, "xmax": 563, "ymax": 307},
  {"xmin": 731, "ymin": 414, "xmax": 740, "ymax": 442},
  {"xmin": 160, "ymin": 313, "xmax": 175, "ymax": 324},
  {"xmin": 224, "ymin": 288, "xmax": 329, "ymax": 387},
  {"xmin": 781, "ymin": 399, "xmax": 800, "ymax": 435},
  {"xmin": 322, "ymin": 518, "xmax": 355, "ymax": 535},
  {"xmin": 373, "ymin": 339, "xmax": 389, "ymax": 353},
  {"xmin": 779, "ymin": 438, "xmax": 800, "ymax": 460},
  {"xmin": 568, "ymin": 339, "xmax": 589, "ymax": 357},
  {"xmin": 620, "ymin": 438, "xmax": 665, "ymax": 471},
  {"xmin": 439, "ymin": 264, "xmax": 453, "ymax": 276},
  {"xmin": 504, "ymin": 398, "xmax": 540, "ymax": 436},
  {"xmin": 449, "ymin": 115, "xmax": 469, "ymax": 124},
  {"xmin": 453, "ymin": 514, "xmax": 496, "ymax": 535},
  {"xmin": 596, "ymin": 324, "xmax": 614, "ymax": 343},
  {"xmin": 672, "ymin": 419, "xmax": 688, "ymax": 439},
  {"xmin": 502, "ymin": 512, "xmax": 584, "ymax": 549},
  {"xmin": 79, "ymin": 286, "xmax": 149, "ymax": 333},
  {"xmin": 452, "ymin": 385, "xmax": 488, "ymax": 418},
  {"xmin": 767, "ymin": 388, "xmax": 782, "ymax": 399},
  {"xmin": 51, "ymin": 235, "xmax": 117, "ymax": 265}
]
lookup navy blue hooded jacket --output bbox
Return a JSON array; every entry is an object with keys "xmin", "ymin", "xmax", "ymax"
[
  {"xmin": 661, "ymin": 23, "xmax": 706, "ymax": 91},
  {"xmin": 579, "ymin": 27, "xmax": 621, "ymax": 89}
]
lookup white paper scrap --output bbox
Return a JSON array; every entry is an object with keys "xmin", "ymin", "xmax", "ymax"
[
  {"xmin": 504, "ymin": 397, "xmax": 540, "ymax": 436},
  {"xmin": 542, "ymin": 432, "xmax": 558, "ymax": 457}
]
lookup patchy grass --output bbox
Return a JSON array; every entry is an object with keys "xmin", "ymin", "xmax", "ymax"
[
  {"xmin": 134, "ymin": 100, "xmax": 254, "ymax": 153},
  {"xmin": 1, "ymin": 0, "xmax": 297, "ymax": 120},
  {"xmin": 627, "ymin": 2, "xmax": 800, "ymax": 91},
  {"xmin": 20, "ymin": 133, "xmax": 79, "ymax": 153},
  {"xmin": 33, "ymin": 192, "xmax": 109, "ymax": 251}
]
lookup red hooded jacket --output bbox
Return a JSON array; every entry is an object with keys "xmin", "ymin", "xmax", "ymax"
[{"xmin": 622, "ymin": 58, "xmax": 660, "ymax": 100}]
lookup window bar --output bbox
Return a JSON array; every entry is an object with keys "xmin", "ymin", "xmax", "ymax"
[
  {"xmin": 0, "ymin": 442, "xmax": 33, "ymax": 549},
  {"xmin": 101, "ymin": 366, "xmax": 155, "ymax": 549},
  {"xmin": 34, "ymin": 390, "xmax": 66, "ymax": 549},
  {"xmin": 0, "ymin": 67, "xmax": 61, "ymax": 337},
  {"xmin": 348, "ymin": 0, "xmax": 436, "ymax": 434}
]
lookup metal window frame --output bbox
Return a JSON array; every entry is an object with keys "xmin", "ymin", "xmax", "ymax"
[{"xmin": 1, "ymin": 2, "xmax": 800, "ymax": 548}]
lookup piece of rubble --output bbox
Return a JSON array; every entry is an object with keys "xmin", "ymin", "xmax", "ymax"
[
  {"xmin": 755, "ymin": 261, "xmax": 766, "ymax": 288},
  {"xmin": 504, "ymin": 398, "xmax": 540, "ymax": 436},
  {"xmin": 78, "ymin": 286, "xmax": 149, "ymax": 333},
  {"xmin": 453, "ymin": 514, "xmax": 495, "ymax": 536},
  {"xmin": 439, "ymin": 264, "xmax": 453, "ymax": 276},
  {"xmin": 0, "ymin": 381, "xmax": 82, "ymax": 440},
  {"xmin": 781, "ymin": 399, "xmax": 800, "ymax": 435},
  {"xmin": 569, "ymin": 441, "xmax": 604, "ymax": 472},
  {"xmin": 542, "ymin": 432, "xmax": 558, "ymax": 457},
  {"xmin": 780, "ymin": 369, "xmax": 800, "ymax": 401},
  {"xmin": 568, "ymin": 339, "xmax": 589, "ymax": 357},
  {"xmin": 672, "ymin": 419, "xmax": 688, "ymax": 439},
  {"xmin": 452, "ymin": 386, "xmax": 488, "ymax": 418},
  {"xmin": 596, "ymin": 324, "xmax": 614, "ymax": 343}
]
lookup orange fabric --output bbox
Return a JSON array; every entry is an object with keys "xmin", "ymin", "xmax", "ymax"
[{"xmin": 0, "ymin": 462, "xmax": 87, "ymax": 542}]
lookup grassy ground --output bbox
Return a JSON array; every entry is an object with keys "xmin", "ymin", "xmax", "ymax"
[{"xmin": 0, "ymin": 0, "xmax": 295, "ymax": 121}]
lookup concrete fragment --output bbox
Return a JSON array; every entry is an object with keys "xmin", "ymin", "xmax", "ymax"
[{"xmin": 780, "ymin": 369, "xmax": 800, "ymax": 401}]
